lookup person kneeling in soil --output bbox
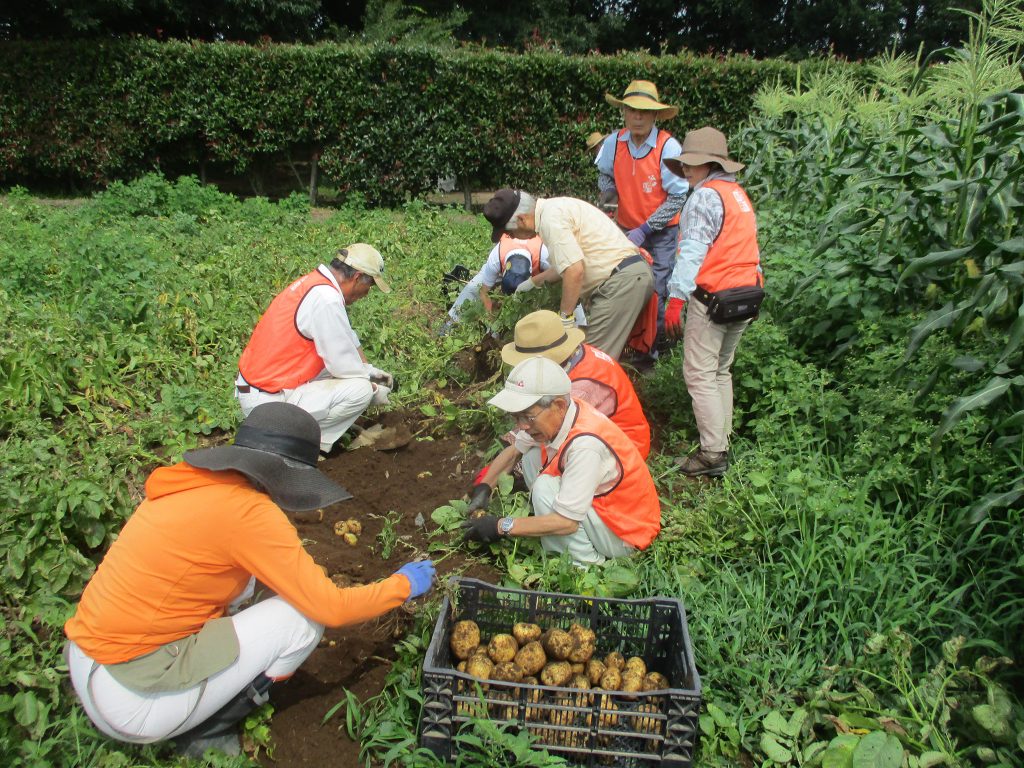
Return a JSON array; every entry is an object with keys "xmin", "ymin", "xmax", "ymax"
[
  {"xmin": 501, "ymin": 310, "xmax": 651, "ymax": 459},
  {"xmin": 235, "ymin": 244, "xmax": 395, "ymax": 455},
  {"xmin": 461, "ymin": 357, "xmax": 660, "ymax": 565},
  {"xmin": 64, "ymin": 403, "xmax": 435, "ymax": 758}
]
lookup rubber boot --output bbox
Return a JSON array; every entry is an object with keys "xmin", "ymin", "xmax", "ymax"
[{"xmin": 172, "ymin": 673, "xmax": 273, "ymax": 758}]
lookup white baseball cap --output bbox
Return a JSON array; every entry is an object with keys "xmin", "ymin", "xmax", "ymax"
[
  {"xmin": 336, "ymin": 243, "xmax": 391, "ymax": 293},
  {"xmin": 487, "ymin": 357, "xmax": 571, "ymax": 413}
]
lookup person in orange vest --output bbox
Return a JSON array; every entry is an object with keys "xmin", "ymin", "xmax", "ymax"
[
  {"xmin": 460, "ymin": 357, "xmax": 660, "ymax": 565},
  {"xmin": 64, "ymin": 403, "xmax": 434, "ymax": 758},
  {"xmin": 482, "ymin": 189, "xmax": 654, "ymax": 362},
  {"xmin": 500, "ymin": 310, "xmax": 650, "ymax": 459},
  {"xmin": 663, "ymin": 128, "xmax": 764, "ymax": 478},
  {"xmin": 235, "ymin": 244, "xmax": 394, "ymax": 455},
  {"xmin": 596, "ymin": 80, "xmax": 688, "ymax": 343},
  {"xmin": 445, "ymin": 233, "xmax": 587, "ymax": 328}
]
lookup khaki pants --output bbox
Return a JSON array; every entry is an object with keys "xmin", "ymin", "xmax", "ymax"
[
  {"xmin": 584, "ymin": 260, "xmax": 654, "ymax": 361},
  {"xmin": 683, "ymin": 298, "xmax": 750, "ymax": 453}
]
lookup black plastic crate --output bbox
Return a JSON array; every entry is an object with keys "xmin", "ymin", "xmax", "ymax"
[{"xmin": 420, "ymin": 578, "xmax": 702, "ymax": 766}]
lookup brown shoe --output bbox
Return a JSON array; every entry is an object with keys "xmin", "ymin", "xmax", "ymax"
[{"xmin": 675, "ymin": 450, "xmax": 729, "ymax": 477}]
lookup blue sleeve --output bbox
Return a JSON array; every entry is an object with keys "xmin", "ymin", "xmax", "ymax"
[
  {"xmin": 668, "ymin": 240, "xmax": 709, "ymax": 300},
  {"xmin": 661, "ymin": 136, "xmax": 688, "ymax": 197},
  {"xmin": 594, "ymin": 134, "xmax": 617, "ymax": 176}
]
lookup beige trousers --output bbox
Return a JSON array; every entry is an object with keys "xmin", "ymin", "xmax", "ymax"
[{"xmin": 584, "ymin": 260, "xmax": 654, "ymax": 361}]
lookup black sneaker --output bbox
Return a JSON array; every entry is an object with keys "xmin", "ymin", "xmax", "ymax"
[{"xmin": 675, "ymin": 450, "xmax": 729, "ymax": 477}]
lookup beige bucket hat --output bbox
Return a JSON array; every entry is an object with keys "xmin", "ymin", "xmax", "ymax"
[
  {"xmin": 664, "ymin": 127, "xmax": 745, "ymax": 176},
  {"xmin": 604, "ymin": 80, "xmax": 679, "ymax": 121},
  {"xmin": 501, "ymin": 310, "xmax": 586, "ymax": 367},
  {"xmin": 586, "ymin": 131, "xmax": 606, "ymax": 152},
  {"xmin": 336, "ymin": 243, "xmax": 391, "ymax": 293},
  {"xmin": 488, "ymin": 357, "xmax": 572, "ymax": 413}
]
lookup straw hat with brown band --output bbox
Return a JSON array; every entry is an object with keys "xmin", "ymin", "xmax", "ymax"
[
  {"xmin": 501, "ymin": 310, "xmax": 586, "ymax": 367},
  {"xmin": 604, "ymin": 80, "xmax": 679, "ymax": 121},
  {"xmin": 664, "ymin": 127, "xmax": 746, "ymax": 176},
  {"xmin": 586, "ymin": 131, "xmax": 606, "ymax": 152}
]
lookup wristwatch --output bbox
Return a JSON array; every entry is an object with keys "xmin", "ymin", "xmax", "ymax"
[{"xmin": 498, "ymin": 517, "xmax": 515, "ymax": 536}]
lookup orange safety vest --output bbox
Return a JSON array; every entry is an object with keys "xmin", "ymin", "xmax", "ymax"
[
  {"xmin": 695, "ymin": 179, "xmax": 762, "ymax": 293},
  {"xmin": 613, "ymin": 128, "xmax": 681, "ymax": 230},
  {"xmin": 540, "ymin": 400, "xmax": 660, "ymax": 549},
  {"xmin": 569, "ymin": 344, "xmax": 651, "ymax": 459},
  {"xmin": 238, "ymin": 269, "xmax": 337, "ymax": 393},
  {"xmin": 497, "ymin": 234, "xmax": 544, "ymax": 275}
]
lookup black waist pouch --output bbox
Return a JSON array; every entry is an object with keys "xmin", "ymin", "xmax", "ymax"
[{"xmin": 698, "ymin": 285, "xmax": 765, "ymax": 323}]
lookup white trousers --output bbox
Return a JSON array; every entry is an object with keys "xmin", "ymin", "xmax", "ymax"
[
  {"xmin": 66, "ymin": 596, "xmax": 323, "ymax": 744},
  {"xmin": 521, "ymin": 450, "xmax": 635, "ymax": 565},
  {"xmin": 682, "ymin": 298, "xmax": 750, "ymax": 453},
  {"xmin": 236, "ymin": 373, "xmax": 374, "ymax": 452}
]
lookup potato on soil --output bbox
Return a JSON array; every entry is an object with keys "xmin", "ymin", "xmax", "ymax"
[
  {"xmin": 514, "ymin": 641, "xmax": 547, "ymax": 676},
  {"xmin": 642, "ymin": 671, "xmax": 669, "ymax": 691},
  {"xmin": 466, "ymin": 655, "xmax": 494, "ymax": 679},
  {"xmin": 624, "ymin": 656, "xmax": 647, "ymax": 676},
  {"xmin": 333, "ymin": 520, "xmax": 350, "ymax": 536},
  {"xmin": 492, "ymin": 661, "xmax": 524, "ymax": 683},
  {"xmin": 586, "ymin": 659, "xmax": 606, "ymax": 686},
  {"xmin": 604, "ymin": 651, "xmax": 625, "ymax": 670},
  {"xmin": 487, "ymin": 633, "xmax": 519, "ymax": 664},
  {"xmin": 600, "ymin": 667, "xmax": 622, "ymax": 690},
  {"xmin": 342, "ymin": 532, "xmax": 359, "ymax": 546},
  {"xmin": 449, "ymin": 620, "xmax": 481, "ymax": 660},
  {"xmin": 540, "ymin": 660, "xmax": 573, "ymax": 687},
  {"xmin": 469, "ymin": 509, "xmax": 489, "ymax": 520},
  {"xmin": 345, "ymin": 518, "xmax": 363, "ymax": 535},
  {"xmin": 541, "ymin": 628, "xmax": 574, "ymax": 661},
  {"xmin": 512, "ymin": 622, "xmax": 542, "ymax": 645}
]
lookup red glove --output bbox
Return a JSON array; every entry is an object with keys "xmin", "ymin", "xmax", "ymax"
[{"xmin": 665, "ymin": 298, "xmax": 685, "ymax": 337}]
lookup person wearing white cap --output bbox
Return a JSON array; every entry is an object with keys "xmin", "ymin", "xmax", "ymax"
[
  {"xmin": 235, "ymin": 244, "xmax": 395, "ymax": 454},
  {"xmin": 461, "ymin": 357, "xmax": 661, "ymax": 565}
]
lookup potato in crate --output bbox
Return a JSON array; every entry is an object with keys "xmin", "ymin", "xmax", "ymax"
[{"xmin": 419, "ymin": 578, "xmax": 702, "ymax": 767}]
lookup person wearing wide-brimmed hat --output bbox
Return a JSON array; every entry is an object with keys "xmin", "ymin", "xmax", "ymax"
[
  {"xmin": 499, "ymin": 310, "xmax": 650, "ymax": 458},
  {"xmin": 482, "ymin": 189, "xmax": 654, "ymax": 361},
  {"xmin": 460, "ymin": 358, "xmax": 660, "ymax": 565},
  {"xmin": 595, "ymin": 80, "xmax": 688, "ymax": 341},
  {"xmin": 663, "ymin": 127, "xmax": 764, "ymax": 478},
  {"xmin": 64, "ymin": 403, "xmax": 435, "ymax": 757},
  {"xmin": 235, "ymin": 244, "xmax": 395, "ymax": 455}
]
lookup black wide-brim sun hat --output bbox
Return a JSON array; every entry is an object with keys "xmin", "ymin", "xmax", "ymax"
[{"xmin": 184, "ymin": 402, "xmax": 352, "ymax": 512}]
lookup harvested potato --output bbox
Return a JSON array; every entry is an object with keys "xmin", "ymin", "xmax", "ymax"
[
  {"xmin": 624, "ymin": 656, "xmax": 647, "ymax": 676},
  {"xmin": 512, "ymin": 622, "xmax": 542, "ymax": 645},
  {"xmin": 570, "ymin": 673, "xmax": 590, "ymax": 689},
  {"xmin": 570, "ymin": 662, "xmax": 585, "ymax": 674},
  {"xmin": 466, "ymin": 655, "xmax": 494, "ymax": 679},
  {"xmin": 643, "ymin": 671, "xmax": 670, "ymax": 691},
  {"xmin": 514, "ymin": 641, "xmax": 547, "ymax": 676},
  {"xmin": 470, "ymin": 644, "xmax": 489, "ymax": 657},
  {"xmin": 456, "ymin": 661, "xmax": 466, "ymax": 672},
  {"xmin": 568, "ymin": 637, "xmax": 595, "ymax": 664},
  {"xmin": 345, "ymin": 518, "xmax": 363, "ymax": 535},
  {"xmin": 487, "ymin": 633, "xmax": 519, "ymax": 664},
  {"xmin": 604, "ymin": 651, "xmax": 625, "ymax": 670},
  {"xmin": 541, "ymin": 629, "xmax": 574, "ymax": 661},
  {"xmin": 492, "ymin": 661, "xmax": 524, "ymax": 683},
  {"xmin": 333, "ymin": 520, "xmax": 350, "ymax": 536},
  {"xmin": 586, "ymin": 658, "xmax": 606, "ymax": 686},
  {"xmin": 599, "ymin": 667, "xmax": 622, "ymax": 690},
  {"xmin": 342, "ymin": 532, "xmax": 358, "ymax": 546},
  {"xmin": 597, "ymin": 695, "xmax": 620, "ymax": 727},
  {"xmin": 522, "ymin": 675, "xmax": 539, "ymax": 686},
  {"xmin": 621, "ymin": 670, "xmax": 644, "ymax": 697},
  {"xmin": 449, "ymin": 620, "xmax": 481, "ymax": 660},
  {"xmin": 540, "ymin": 661, "xmax": 573, "ymax": 687}
]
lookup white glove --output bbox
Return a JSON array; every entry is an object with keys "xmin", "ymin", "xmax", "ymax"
[
  {"xmin": 366, "ymin": 364, "xmax": 393, "ymax": 388},
  {"xmin": 515, "ymin": 277, "xmax": 537, "ymax": 294},
  {"xmin": 370, "ymin": 383, "xmax": 391, "ymax": 406}
]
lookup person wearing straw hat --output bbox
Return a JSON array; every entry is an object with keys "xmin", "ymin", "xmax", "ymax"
[
  {"xmin": 64, "ymin": 403, "xmax": 435, "ymax": 757},
  {"xmin": 596, "ymin": 80, "xmax": 688, "ymax": 341},
  {"xmin": 235, "ymin": 244, "xmax": 396, "ymax": 455},
  {"xmin": 663, "ymin": 127, "xmax": 764, "ymax": 478},
  {"xmin": 482, "ymin": 188, "xmax": 654, "ymax": 361},
  {"xmin": 586, "ymin": 131, "xmax": 607, "ymax": 157},
  {"xmin": 461, "ymin": 357, "xmax": 660, "ymax": 565},
  {"xmin": 500, "ymin": 310, "xmax": 650, "ymax": 459}
]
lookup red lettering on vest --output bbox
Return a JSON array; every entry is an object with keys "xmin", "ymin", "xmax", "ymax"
[{"xmin": 695, "ymin": 179, "xmax": 762, "ymax": 293}]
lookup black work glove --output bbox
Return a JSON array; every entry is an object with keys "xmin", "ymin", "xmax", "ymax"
[
  {"xmin": 461, "ymin": 514, "xmax": 500, "ymax": 544},
  {"xmin": 466, "ymin": 483, "xmax": 493, "ymax": 513}
]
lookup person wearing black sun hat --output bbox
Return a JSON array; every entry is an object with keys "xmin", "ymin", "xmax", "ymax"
[{"xmin": 64, "ymin": 403, "xmax": 435, "ymax": 758}]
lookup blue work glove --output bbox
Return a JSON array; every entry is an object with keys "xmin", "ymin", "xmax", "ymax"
[
  {"xmin": 396, "ymin": 560, "xmax": 435, "ymax": 599},
  {"xmin": 626, "ymin": 223, "xmax": 651, "ymax": 246}
]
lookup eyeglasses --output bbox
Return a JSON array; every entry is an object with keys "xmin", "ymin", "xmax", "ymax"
[{"xmin": 511, "ymin": 405, "xmax": 548, "ymax": 427}]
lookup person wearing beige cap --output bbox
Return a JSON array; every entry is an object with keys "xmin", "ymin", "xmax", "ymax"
[
  {"xmin": 235, "ymin": 244, "xmax": 396, "ymax": 454},
  {"xmin": 663, "ymin": 127, "xmax": 764, "ymax": 478},
  {"xmin": 501, "ymin": 310, "xmax": 650, "ymax": 459},
  {"xmin": 596, "ymin": 80, "xmax": 688, "ymax": 343},
  {"xmin": 461, "ymin": 357, "xmax": 660, "ymax": 565}
]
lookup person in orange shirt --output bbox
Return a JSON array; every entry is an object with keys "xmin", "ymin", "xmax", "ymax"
[
  {"xmin": 64, "ymin": 403, "xmax": 434, "ymax": 758},
  {"xmin": 500, "ymin": 310, "xmax": 651, "ymax": 460},
  {"xmin": 461, "ymin": 358, "xmax": 660, "ymax": 565}
]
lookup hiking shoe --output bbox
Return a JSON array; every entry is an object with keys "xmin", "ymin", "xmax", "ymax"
[
  {"xmin": 675, "ymin": 450, "xmax": 729, "ymax": 477},
  {"xmin": 173, "ymin": 731, "xmax": 241, "ymax": 759}
]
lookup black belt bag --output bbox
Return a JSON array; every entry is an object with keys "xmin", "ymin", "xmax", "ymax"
[{"xmin": 693, "ymin": 285, "xmax": 765, "ymax": 323}]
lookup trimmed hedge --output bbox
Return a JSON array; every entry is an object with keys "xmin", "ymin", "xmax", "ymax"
[{"xmin": 0, "ymin": 41, "xmax": 804, "ymax": 203}]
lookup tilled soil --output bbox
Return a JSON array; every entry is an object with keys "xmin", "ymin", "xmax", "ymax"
[{"xmin": 255, "ymin": 410, "xmax": 498, "ymax": 767}]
